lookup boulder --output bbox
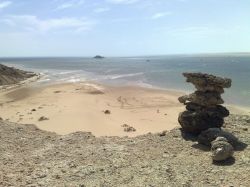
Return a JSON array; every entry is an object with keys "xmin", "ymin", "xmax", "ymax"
[
  {"xmin": 178, "ymin": 111, "xmax": 224, "ymax": 134},
  {"xmin": 197, "ymin": 128, "xmax": 238, "ymax": 147},
  {"xmin": 211, "ymin": 137, "xmax": 234, "ymax": 161}
]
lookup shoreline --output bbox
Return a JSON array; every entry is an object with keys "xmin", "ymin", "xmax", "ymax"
[{"xmin": 0, "ymin": 74, "xmax": 42, "ymax": 93}]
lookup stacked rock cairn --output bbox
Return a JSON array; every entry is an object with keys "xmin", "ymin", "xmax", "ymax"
[{"xmin": 178, "ymin": 72, "xmax": 236, "ymax": 161}]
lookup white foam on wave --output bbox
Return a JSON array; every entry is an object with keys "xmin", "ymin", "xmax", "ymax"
[
  {"xmin": 133, "ymin": 81, "xmax": 154, "ymax": 88},
  {"xmin": 57, "ymin": 70, "xmax": 83, "ymax": 75},
  {"xmin": 102, "ymin": 72, "xmax": 144, "ymax": 80},
  {"xmin": 37, "ymin": 78, "xmax": 51, "ymax": 83},
  {"xmin": 67, "ymin": 78, "xmax": 81, "ymax": 83},
  {"xmin": 80, "ymin": 83, "xmax": 104, "ymax": 90}
]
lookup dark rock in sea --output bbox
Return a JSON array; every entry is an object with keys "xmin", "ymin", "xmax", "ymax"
[
  {"xmin": 178, "ymin": 72, "xmax": 231, "ymax": 134},
  {"xmin": 94, "ymin": 55, "xmax": 104, "ymax": 59},
  {"xmin": 197, "ymin": 128, "xmax": 238, "ymax": 147},
  {"xmin": 211, "ymin": 137, "xmax": 234, "ymax": 161}
]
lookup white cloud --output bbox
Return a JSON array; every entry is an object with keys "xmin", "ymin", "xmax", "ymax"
[
  {"xmin": 106, "ymin": 0, "xmax": 140, "ymax": 4},
  {"xmin": 1, "ymin": 15, "xmax": 94, "ymax": 33},
  {"xmin": 55, "ymin": 0, "xmax": 84, "ymax": 10},
  {"xmin": 151, "ymin": 12, "xmax": 172, "ymax": 19},
  {"xmin": 0, "ymin": 1, "xmax": 12, "ymax": 9},
  {"xmin": 94, "ymin": 7, "xmax": 110, "ymax": 13}
]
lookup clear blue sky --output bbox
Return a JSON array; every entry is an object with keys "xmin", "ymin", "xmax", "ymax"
[{"xmin": 0, "ymin": 0, "xmax": 249, "ymax": 57}]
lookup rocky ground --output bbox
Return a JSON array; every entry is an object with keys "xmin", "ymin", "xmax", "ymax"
[
  {"xmin": 0, "ymin": 64, "xmax": 36, "ymax": 86},
  {"xmin": 0, "ymin": 114, "xmax": 249, "ymax": 187}
]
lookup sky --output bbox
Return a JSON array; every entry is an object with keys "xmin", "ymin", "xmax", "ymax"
[{"xmin": 0, "ymin": 0, "xmax": 249, "ymax": 57}]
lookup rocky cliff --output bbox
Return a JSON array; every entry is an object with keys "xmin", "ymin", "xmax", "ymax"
[{"xmin": 0, "ymin": 64, "xmax": 36, "ymax": 86}]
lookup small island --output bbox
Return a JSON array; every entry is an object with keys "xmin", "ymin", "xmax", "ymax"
[{"xmin": 93, "ymin": 55, "xmax": 104, "ymax": 59}]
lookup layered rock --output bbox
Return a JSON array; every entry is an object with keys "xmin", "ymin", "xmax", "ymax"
[{"xmin": 178, "ymin": 73, "xmax": 231, "ymax": 134}]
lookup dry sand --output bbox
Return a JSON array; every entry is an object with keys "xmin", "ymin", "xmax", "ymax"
[{"xmin": 0, "ymin": 82, "xmax": 249, "ymax": 137}]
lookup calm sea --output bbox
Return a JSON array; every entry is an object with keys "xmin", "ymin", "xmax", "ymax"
[{"xmin": 1, "ymin": 55, "xmax": 250, "ymax": 106}]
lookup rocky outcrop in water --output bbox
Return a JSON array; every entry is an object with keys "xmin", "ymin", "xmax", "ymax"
[
  {"xmin": 178, "ymin": 73, "xmax": 232, "ymax": 134},
  {"xmin": 0, "ymin": 64, "xmax": 36, "ymax": 86}
]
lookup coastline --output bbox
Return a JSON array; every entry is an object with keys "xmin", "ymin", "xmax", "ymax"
[
  {"xmin": 0, "ymin": 73, "xmax": 41, "ymax": 93},
  {"xmin": 0, "ymin": 79, "xmax": 249, "ymax": 137}
]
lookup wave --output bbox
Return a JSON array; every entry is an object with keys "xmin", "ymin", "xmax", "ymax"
[{"xmin": 102, "ymin": 72, "xmax": 144, "ymax": 80}]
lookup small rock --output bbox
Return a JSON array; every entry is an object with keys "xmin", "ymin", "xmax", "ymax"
[
  {"xmin": 31, "ymin": 109, "xmax": 36, "ymax": 112},
  {"xmin": 122, "ymin": 124, "xmax": 129, "ymax": 128},
  {"xmin": 38, "ymin": 116, "xmax": 49, "ymax": 121},
  {"xmin": 211, "ymin": 137, "xmax": 234, "ymax": 161},
  {"xmin": 242, "ymin": 127, "xmax": 248, "ymax": 131},
  {"xmin": 0, "ymin": 117, "xmax": 3, "ymax": 120},
  {"xmin": 124, "ymin": 126, "xmax": 136, "ymax": 132},
  {"xmin": 104, "ymin": 110, "xmax": 111, "ymax": 114},
  {"xmin": 158, "ymin": 130, "xmax": 168, "ymax": 137}
]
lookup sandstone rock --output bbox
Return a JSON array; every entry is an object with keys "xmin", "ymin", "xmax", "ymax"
[
  {"xmin": 197, "ymin": 128, "xmax": 238, "ymax": 147},
  {"xmin": 211, "ymin": 137, "xmax": 234, "ymax": 161}
]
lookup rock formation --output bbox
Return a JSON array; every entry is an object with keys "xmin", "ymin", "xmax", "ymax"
[
  {"xmin": 93, "ymin": 55, "xmax": 104, "ymax": 59},
  {"xmin": 0, "ymin": 64, "xmax": 36, "ymax": 86},
  {"xmin": 178, "ymin": 73, "xmax": 231, "ymax": 134},
  {"xmin": 197, "ymin": 128, "xmax": 238, "ymax": 147},
  {"xmin": 211, "ymin": 137, "xmax": 234, "ymax": 161}
]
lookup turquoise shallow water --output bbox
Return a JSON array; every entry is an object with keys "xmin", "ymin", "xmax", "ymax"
[{"xmin": 1, "ymin": 55, "xmax": 250, "ymax": 106}]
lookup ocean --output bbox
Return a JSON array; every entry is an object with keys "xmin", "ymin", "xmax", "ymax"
[{"xmin": 1, "ymin": 55, "xmax": 250, "ymax": 107}]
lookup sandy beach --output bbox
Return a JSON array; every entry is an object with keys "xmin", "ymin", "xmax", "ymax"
[
  {"xmin": 0, "ymin": 82, "xmax": 185, "ymax": 136},
  {"xmin": 0, "ymin": 81, "xmax": 249, "ymax": 137}
]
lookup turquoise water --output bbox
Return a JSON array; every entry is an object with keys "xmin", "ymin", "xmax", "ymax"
[{"xmin": 1, "ymin": 55, "xmax": 250, "ymax": 106}]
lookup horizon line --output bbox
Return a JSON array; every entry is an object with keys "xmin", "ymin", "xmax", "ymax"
[{"xmin": 0, "ymin": 51, "xmax": 250, "ymax": 58}]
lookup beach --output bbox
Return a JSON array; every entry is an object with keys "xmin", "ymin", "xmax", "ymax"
[
  {"xmin": 1, "ymin": 80, "xmax": 249, "ymax": 137},
  {"xmin": 0, "ymin": 82, "xmax": 185, "ymax": 136}
]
